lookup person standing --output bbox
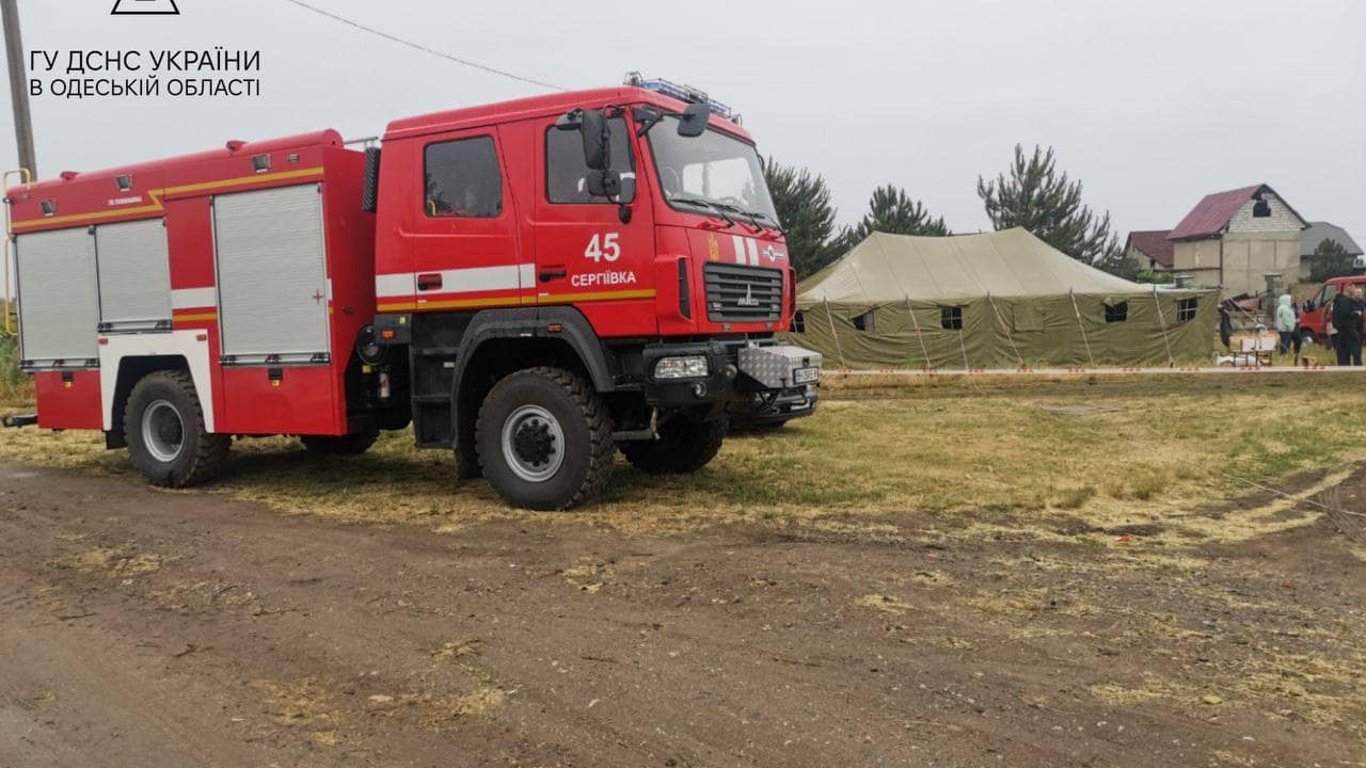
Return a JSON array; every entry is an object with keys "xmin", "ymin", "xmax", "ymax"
[
  {"xmin": 1331, "ymin": 284, "xmax": 1365, "ymax": 366},
  {"xmin": 1274, "ymin": 294, "xmax": 1297, "ymax": 358}
]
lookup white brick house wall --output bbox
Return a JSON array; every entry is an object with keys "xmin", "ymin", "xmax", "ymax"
[{"xmin": 1226, "ymin": 192, "xmax": 1304, "ymax": 234}]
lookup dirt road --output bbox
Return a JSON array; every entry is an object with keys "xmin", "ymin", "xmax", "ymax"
[{"xmin": 1, "ymin": 460, "xmax": 1362, "ymax": 767}]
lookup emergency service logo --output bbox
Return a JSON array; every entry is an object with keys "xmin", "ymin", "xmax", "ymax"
[{"xmin": 112, "ymin": 0, "xmax": 181, "ymax": 15}]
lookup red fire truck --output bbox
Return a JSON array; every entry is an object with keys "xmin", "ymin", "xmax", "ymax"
[{"xmin": 4, "ymin": 77, "xmax": 821, "ymax": 509}]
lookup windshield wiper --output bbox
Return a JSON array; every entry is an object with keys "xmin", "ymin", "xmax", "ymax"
[
  {"xmin": 670, "ymin": 197, "xmax": 737, "ymax": 228},
  {"xmin": 703, "ymin": 201, "xmax": 773, "ymax": 234}
]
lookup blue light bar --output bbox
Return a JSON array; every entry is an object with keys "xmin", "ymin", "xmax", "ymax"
[{"xmin": 624, "ymin": 72, "xmax": 738, "ymax": 122}]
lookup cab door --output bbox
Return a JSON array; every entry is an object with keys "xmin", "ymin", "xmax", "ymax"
[
  {"xmin": 405, "ymin": 128, "xmax": 525, "ymax": 312},
  {"xmin": 531, "ymin": 114, "xmax": 656, "ymax": 333}
]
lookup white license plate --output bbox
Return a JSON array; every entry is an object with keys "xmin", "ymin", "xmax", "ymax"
[{"xmin": 793, "ymin": 367, "xmax": 821, "ymax": 385}]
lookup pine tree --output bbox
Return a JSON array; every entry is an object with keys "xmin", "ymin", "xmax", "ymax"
[
  {"xmin": 839, "ymin": 184, "xmax": 949, "ymax": 248},
  {"xmin": 977, "ymin": 144, "xmax": 1120, "ymax": 269},
  {"xmin": 1309, "ymin": 238, "xmax": 1355, "ymax": 282},
  {"xmin": 763, "ymin": 157, "xmax": 840, "ymax": 278}
]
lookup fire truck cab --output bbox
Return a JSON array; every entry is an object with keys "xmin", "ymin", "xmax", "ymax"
[{"xmin": 6, "ymin": 78, "xmax": 821, "ymax": 509}]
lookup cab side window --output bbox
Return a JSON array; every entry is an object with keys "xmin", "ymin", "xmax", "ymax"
[
  {"xmin": 425, "ymin": 136, "xmax": 502, "ymax": 218},
  {"xmin": 546, "ymin": 117, "xmax": 635, "ymax": 204}
]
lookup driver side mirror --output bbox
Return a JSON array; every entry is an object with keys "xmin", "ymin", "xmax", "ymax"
[
  {"xmin": 677, "ymin": 102, "xmax": 711, "ymax": 138},
  {"xmin": 580, "ymin": 108, "xmax": 611, "ymax": 171}
]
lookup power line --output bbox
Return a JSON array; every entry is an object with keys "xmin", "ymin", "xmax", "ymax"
[{"xmin": 278, "ymin": 0, "xmax": 566, "ymax": 92}]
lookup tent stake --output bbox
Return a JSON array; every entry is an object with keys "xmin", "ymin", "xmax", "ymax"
[
  {"xmin": 823, "ymin": 299, "xmax": 848, "ymax": 369},
  {"xmin": 1069, "ymin": 289, "xmax": 1096, "ymax": 367},
  {"xmin": 1152, "ymin": 285, "xmax": 1176, "ymax": 367}
]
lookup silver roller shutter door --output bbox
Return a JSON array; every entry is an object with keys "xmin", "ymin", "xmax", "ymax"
[
  {"xmin": 15, "ymin": 228, "xmax": 99, "ymax": 363},
  {"xmin": 213, "ymin": 184, "xmax": 330, "ymax": 359},
  {"xmin": 96, "ymin": 219, "xmax": 171, "ymax": 329}
]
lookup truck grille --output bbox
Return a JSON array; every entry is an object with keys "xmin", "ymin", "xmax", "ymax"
[{"xmin": 704, "ymin": 264, "xmax": 783, "ymax": 323}]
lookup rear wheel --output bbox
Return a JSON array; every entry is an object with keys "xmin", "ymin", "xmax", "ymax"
[
  {"xmin": 301, "ymin": 428, "xmax": 379, "ymax": 456},
  {"xmin": 620, "ymin": 417, "xmax": 726, "ymax": 474},
  {"xmin": 124, "ymin": 370, "xmax": 230, "ymax": 488},
  {"xmin": 475, "ymin": 367, "xmax": 614, "ymax": 511}
]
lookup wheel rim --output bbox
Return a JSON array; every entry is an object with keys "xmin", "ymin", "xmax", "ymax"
[
  {"xmin": 141, "ymin": 400, "xmax": 185, "ymax": 463},
  {"xmin": 501, "ymin": 404, "xmax": 565, "ymax": 483}
]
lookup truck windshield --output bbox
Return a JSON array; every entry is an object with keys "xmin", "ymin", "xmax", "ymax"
[{"xmin": 648, "ymin": 116, "xmax": 779, "ymax": 225}]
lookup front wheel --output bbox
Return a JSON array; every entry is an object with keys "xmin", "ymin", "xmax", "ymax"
[
  {"xmin": 124, "ymin": 370, "xmax": 230, "ymax": 488},
  {"xmin": 475, "ymin": 367, "xmax": 614, "ymax": 511},
  {"xmin": 619, "ymin": 417, "xmax": 726, "ymax": 474}
]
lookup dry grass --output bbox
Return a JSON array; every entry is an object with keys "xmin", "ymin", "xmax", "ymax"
[
  {"xmin": 2, "ymin": 375, "xmax": 1365, "ymax": 542},
  {"xmin": 56, "ymin": 546, "xmax": 162, "ymax": 577}
]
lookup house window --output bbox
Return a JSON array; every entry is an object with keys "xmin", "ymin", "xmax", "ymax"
[
  {"xmin": 1105, "ymin": 302, "xmax": 1129, "ymax": 323},
  {"xmin": 546, "ymin": 117, "xmax": 636, "ymax": 204},
  {"xmin": 1176, "ymin": 297, "xmax": 1199, "ymax": 323},
  {"xmin": 852, "ymin": 310, "xmax": 876, "ymax": 333},
  {"xmin": 1252, "ymin": 200, "xmax": 1271, "ymax": 218},
  {"xmin": 424, "ymin": 136, "xmax": 503, "ymax": 218},
  {"xmin": 941, "ymin": 306, "xmax": 963, "ymax": 331},
  {"xmin": 791, "ymin": 310, "xmax": 807, "ymax": 334}
]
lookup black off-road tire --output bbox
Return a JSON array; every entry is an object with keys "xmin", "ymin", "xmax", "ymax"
[
  {"xmin": 124, "ymin": 370, "xmax": 230, "ymax": 488},
  {"xmin": 301, "ymin": 428, "xmax": 379, "ymax": 456},
  {"xmin": 619, "ymin": 417, "xmax": 726, "ymax": 475},
  {"xmin": 475, "ymin": 367, "xmax": 614, "ymax": 511}
]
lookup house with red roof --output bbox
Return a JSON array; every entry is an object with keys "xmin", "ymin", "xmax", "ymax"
[
  {"xmin": 1123, "ymin": 230, "xmax": 1175, "ymax": 274},
  {"xmin": 1166, "ymin": 184, "xmax": 1307, "ymax": 297}
]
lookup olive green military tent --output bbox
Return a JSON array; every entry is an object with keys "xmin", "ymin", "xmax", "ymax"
[{"xmin": 788, "ymin": 228, "xmax": 1217, "ymax": 370}]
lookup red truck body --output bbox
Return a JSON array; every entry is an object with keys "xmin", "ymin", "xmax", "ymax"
[
  {"xmin": 9, "ymin": 130, "xmax": 371, "ymax": 437},
  {"xmin": 6, "ymin": 83, "xmax": 821, "ymax": 508}
]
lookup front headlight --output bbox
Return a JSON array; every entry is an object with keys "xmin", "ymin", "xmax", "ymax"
[{"xmin": 654, "ymin": 355, "xmax": 710, "ymax": 380}]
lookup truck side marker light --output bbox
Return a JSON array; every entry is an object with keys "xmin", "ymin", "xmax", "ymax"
[
  {"xmin": 195, "ymin": 334, "xmax": 208, "ymax": 342},
  {"xmin": 381, "ymin": 329, "xmax": 395, "ymax": 340},
  {"xmin": 547, "ymin": 324, "xmax": 563, "ymax": 333}
]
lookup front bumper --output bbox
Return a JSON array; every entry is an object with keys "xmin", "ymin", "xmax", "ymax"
[
  {"xmin": 731, "ymin": 385, "xmax": 820, "ymax": 426},
  {"xmin": 640, "ymin": 341, "xmax": 823, "ymax": 408}
]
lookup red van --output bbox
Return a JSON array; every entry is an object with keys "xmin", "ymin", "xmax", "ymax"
[{"xmin": 1299, "ymin": 276, "xmax": 1366, "ymax": 343}]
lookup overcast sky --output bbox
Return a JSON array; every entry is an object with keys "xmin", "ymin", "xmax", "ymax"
[{"xmin": 2, "ymin": 0, "xmax": 1362, "ymax": 243}]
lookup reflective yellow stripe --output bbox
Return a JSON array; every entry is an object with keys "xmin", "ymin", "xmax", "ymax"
[
  {"xmin": 379, "ymin": 288, "xmax": 657, "ymax": 315},
  {"xmin": 536, "ymin": 289, "xmax": 656, "ymax": 304},
  {"xmin": 11, "ymin": 167, "xmax": 326, "ymax": 231},
  {"xmin": 172, "ymin": 312, "xmax": 218, "ymax": 322}
]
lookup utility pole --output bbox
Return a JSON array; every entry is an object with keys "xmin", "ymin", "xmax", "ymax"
[{"xmin": 1, "ymin": 0, "xmax": 36, "ymax": 177}]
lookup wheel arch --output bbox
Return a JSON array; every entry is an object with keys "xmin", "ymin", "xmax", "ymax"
[
  {"xmin": 106, "ymin": 355, "xmax": 192, "ymax": 449},
  {"xmin": 448, "ymin": 307, "xmax": 619, "ymax": 472}
]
